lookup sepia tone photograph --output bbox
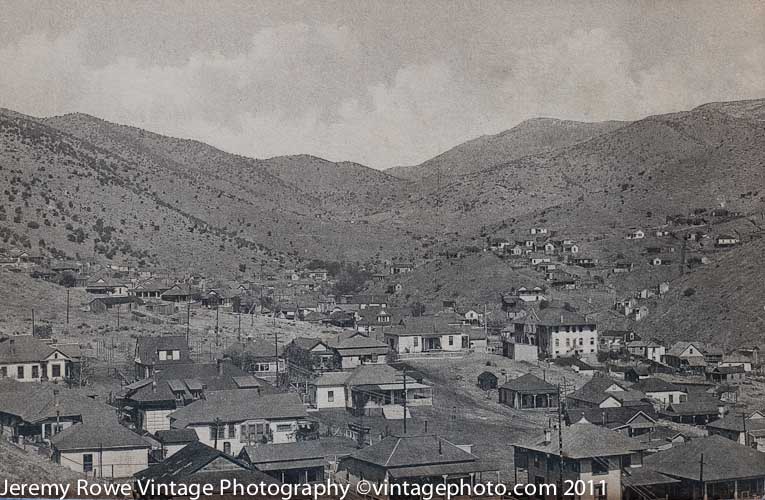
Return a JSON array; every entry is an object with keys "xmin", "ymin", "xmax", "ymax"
[{"xmin": 0, "ymin": 1, "xmax": 764, "ymax": 499}]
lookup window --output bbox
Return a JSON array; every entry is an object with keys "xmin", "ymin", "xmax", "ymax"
[
  {"xmin": 579, "ymin": 338, "xmax": 584, "ymax": 346},
  {"xmin": 17, "ymin": 366, "xmax": 24, "ymax": 379},
  {"xmin": 52, "ymin": 364, "xmax": 61, "ymax": 378},
  {"xmin": 172, "ymin": 350, "xmax": 180, "ymax": 360},
  {"xmin": 590, "ymin": 338, "xmax": 595, "ymax": 345},
  {"xmin": 83, "ymin": 454, "xmax": 93, "ymax": 473},
  {"xmin": 565, "ymin": 339, "xmax": 571, "ymax": 347},
  {"xmin": 210, "ymin": 424, "xmax": 225, "ymax": 440},
  {"xmin": 594, "ymin": 482, "xmax": 607, "ymax": 500},
  {"xmin": 227, "ymin": 424, "xmax": 235, "ymax": 439},
  {"xmin": 554, "ymin": 339, "xmax": 560, "ymax": 347},
  {"xmin": 669, "ymin": 394, "xmax": 674, "ymax": 404},
  {"xmin": 327, "ymin": 390, "xmax": 335, "ymax": 402},
  {"xmin": 276, "ymin": 424, "xmax": 292, "ymax": 432},
  {"xmin": 32, "ymin": 366, "xmax": 39, "ymax": 378},
  {"xmin": 413, "ymin": 337, "xmax": 419, "ymax": 347},
  {"xmin": 592, "ymin": 457, "xmax": 609, "ymax": 475},
  {"xmin": 0, "ymin": 367, "xmax": 6, "ymax": 377},
  {"xmin": 158, "ymin": 350, "xmax": 167, "ymax": 361},
  {"xmin": 448, "ymin": 336, "xmax": 454, "ymax": 346},
  {"xmin": 223, "ymin": 442, "xmax": 231, "ymax": 455}
]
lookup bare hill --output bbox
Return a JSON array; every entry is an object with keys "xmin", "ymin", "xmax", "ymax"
[{"xmin": 387, "ymin": 118, "xmax": 626, "ymax": 181}]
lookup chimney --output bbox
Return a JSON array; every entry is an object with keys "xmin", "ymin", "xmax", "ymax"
[
  {"xmin": 9, "ymin": 338, "xmax": 15, "ymax": 355},
  {"xmin": 53, "ymin": 389, "xmax": 60, "ymax": 407},
  {"xmin": 438, "ymin": 439, "xmax": 443, "ymax": 455},
  {"xmin": 543, "ymin": 429, "xmax": 552, "ymax": 445},
  {"xmin": 718, "ymin": 406, "xmax": 726, "ymax": 420}
]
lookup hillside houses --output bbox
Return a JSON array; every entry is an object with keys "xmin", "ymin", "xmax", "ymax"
[{"xmin": 134, "ymin": 335, "xmax": 191, "ymax": 379}]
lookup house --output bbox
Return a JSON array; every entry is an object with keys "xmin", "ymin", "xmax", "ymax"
[
  {"xmin": 155, "ymin": 428, "xmax": 199, "ymax": 458},
  {"xmin": 613, "ymin": 261, "xmax": 634, "ymax": 273},
  {"xmin": 489, "ymin": 237, "xmax": 511, "ymax": 250},
  {"xmin": 636, "ymin": 435, "xmax": 765, "ymax": 500},
  {"xmin": 662, "ymin": 342, "xmax": 706, "ymax": 373},
  {"xmin": 224, "ymin": 340, "xmax": 285, "ymax": 383},
  {"xmin": 650, "ymin": 255, "xmax": 672, "ymax": 266},
  {"xmin": 84, "ymin": 276, "xmax": 129, "ymax": 296},
  {"xmin": 513, "ymin": 423, "xmax": 645, "ymax": 500},
  {"xmin": 706, "ymin": 365, "xmax": 746, "ymax": 384},
  {"xmin": 630, "ymin": 378, "xmax": 687, "ymax": 408},
  {"xmin": 160, "ymin": 283, "xmax": 198, "ymax": 303},
  {"xmin": 477, "ymin": 371, "xmax": 498, "ymax": 390},
  {"xmin": 0, "ymin": 380, "xmax": 116, "ymax": 443},
  {"xmin": 306, "ymin": 268, "xmax": 329, "ymax": 281},
  {"xmin": 130, "ymin": 278, "xmax": 172, "ymax": 299},
  {"xmin": 238, "ymin": 437, "xmax": 356, "ymax": 484},
  {"xmin": 570, "ymin": 256, "xmax": 597, "ymax": 268},
  {"xmin": 565, "ymin": 404, "xmax": 658, "ymax": 437},
  {"xmin": 623, "ymin": 365, "xmax": 651, "ymax": 383},
  {"xmin": 285, "ymin": 337, "xmax": 337, "ymax": 373},
  {"xmin": 308, "ymin": 364, "xmax": 432, "ymax": 414},
  {"xmin": 553, "ymin": 356, "xmax": 598, "ymax": 376},
  {"xmin": 659, "ymin": 398, "xmax": 722, "ymax": 425},
  {"xmin": 338, "ymin": 434, "xmax": 498, "ymax": 489},
  {"xmin": 566, "ymin": 377, "xmax": 646, "ymax": 409},
  {"xmin": 384, "ymin": 317, "xmax": 472, "ymax": 356},
  {"xmin": 134, "ymin": 441, "xmax": 278, "ymax": 493},
  {"xmin": 715, "ymin": 234, "xmax": 740, "ymax": 247},
  {"xmin": 118, "ymin": 360, "xmax": 263, "ymax": 433},
  {"xmin": 0, "ymin": 335, "xmax": 76, "ymax": 382},
  {"xmin": 88, "ymin": 295, "xmax": 138, "ymax": 314},
  {"xmin": 706, "ymin": 411, "xmax": 765, "ymax": 450},
  {"xmin": 626, "ymin": 340, "xmax": 665, "ymax": 362},
  {"xmin": 504, "ymin": 304, "xmax": 598, "ymax": 360},
  {"xmin": 530, "ymin": 227, "xmax": 548, "ymax": 235},
  {"xmin": 599, "ymin": 330, "xmax": 639, "ymax": 352},
  {"xmin": 329, "ymin": 332, "xmax": 390, "ymax": 369},
  {"xmin": 389, "ymin": 262, "xmax": 414, "ymax": 275},
  {"xmin": 134, "ymin": 335, "xmax": 191, "ymax": 379},
  {"xmin": 626, "ymin": 229, "xmax": 645, "ymax": 240},
  {"xmin": 355, "ymin": 306, "xmax": 392, "ymax": 334},
  {"xmin": 167, "ymin": 390, "xmax": 309, "ymax": 456},
  {"xmin": 499, "ymin": 373, "xmax": 559, "ymax": 410},
  {"xmin": 50, "ymin": 418, "xmax": 150, "ymax": 478}
]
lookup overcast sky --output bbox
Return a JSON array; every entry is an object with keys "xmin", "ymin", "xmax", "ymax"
[{"xmin": 1, "ymin": 1, "xmax": 763, "ymax": 169}]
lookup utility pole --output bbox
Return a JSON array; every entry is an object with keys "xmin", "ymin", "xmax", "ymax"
[
  {"xmin": 213, "ymin": 417, "xmax": 221, "ymax": 450},
  {"xmin": 66, "ymin": 289, "xmax": 70, "ymax": 329},
  {"xmin": 699, "ymin": 453, "xmax": 706, "ymax": 500},
  {"xmin": 186, "ymin": 300, "xmax": 191, "ymax": 345},
  {"xmin": 215, "ymin": 304, "xmax": 220, "ymax": 347},
  {"xmin": 31, "ymin": 308, "xmax": 35, "ymax": 336},
  {"xmin": 403, "ymin": 367, "xmax": 408, "ymax": 434},
  {"xmin": 116, "ymin": 305, "xmax": 120, "ymax": 329},
  {"xmin": 557, "ymin": 380, "xmax": 564, "ymax": 500},
  {"xmin": 238, "ymin": 309, "xmax": 242, "ymax": 343}
]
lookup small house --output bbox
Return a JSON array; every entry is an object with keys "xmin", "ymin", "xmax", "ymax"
[{"xmin": 499, "ymin": 373, "xmax": 558, "ymax": 409}]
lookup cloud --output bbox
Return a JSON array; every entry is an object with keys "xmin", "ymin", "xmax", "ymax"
[{"xmin": 0, "ymin": 7, "xmax": 762, "ymax": 169}]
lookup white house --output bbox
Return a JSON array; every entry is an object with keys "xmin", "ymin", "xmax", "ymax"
[
  {"xmin": 626, "ymin": 230, "xmax": 645, "ymax": 240},
  {"xmin": 384, "ymin": 317, "xmax": 472, "ymax": 355},
  {"xmin": 329, "ymin": 332, "xmax": 390, "ymax": 369},
  {"xmin": 0, "ymin": 335, "xmax": 76, "ymax": 382},
  {"xmin": 631, "ymin": 378, "xmax": 687, "ymax": 408},
  {"xmin": 167, "ymin": 390, "xmax": 309, "ymax": 456},
  {"xmin": 50, "ymin": 419, "xmax": 150, "ymax": 478}
]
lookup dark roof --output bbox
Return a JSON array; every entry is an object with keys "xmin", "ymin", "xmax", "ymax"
[
  {"xmin": 661, "ymin": 398, "xmax": 721, "ymax": 416},
  {"xmin": 0, "ymin": 381, "xmax": 116, "ymax": 423},
  {"xmin": 566, "ymin": 404, "xmax": 657, "ymax": 429},
  {"xmin": 566, "ymin": 377, "xmax": 633, "ymax": 406},
  {"xmin": 643, "ymin": 435, "xmax": 765, "ymax": 481},
  {"xmin": 225, "ymin": 340, "xmax": 284, "ymax": 359},
  {"xmin": 134, "ymin": 335, "xmax": 191, "ymax": 366},
  {"xmin": 706, "ymin": 414, "xmax": 765, "ymax": 433},
  {"xmin": 515, "ymin": 423, "xmax": 644, "ymax": 459},
  {"xmin": 345, "ymin": 364, "xmax": 421, "ymax": 387},
  {"xmin": 291, "ymin": 337, "xmax": 329, "ymax": 351},
  {"xmin": 240, "ymin": 437, "xmax": 356, "ymax": 470},
  {"xmin": 478, "ymin": 371, "xmax": 498, "ymax": 381},
  {"xmin": 136, "ymin": 441, "xmax": 279, "ymax": 485},
  {"xmin": 0, "ymin": 335, "xmax": 72, "ymax": 364},
  {"xmin": 500, "ymin": 373, "xmax": 557, "ymax": 394},
  {"xmin": 553, "ymin": 357, "xmax": 596, "ymax": 371},
  {"xmin": 631, "ymin": 378, "xmax": 684, "ymax": 394},
  {"xmin": 169, "ymin": 390, "xmax": 307, "ymax": 426},
  {"xmin": 50, "ymin": 419, "xmax": 150, "ymax": 451},
  {"xmin": 346, "ymin": 435, "xmax": 478, "ymax": 468},
  {"xmin": 154, "ymin": 428, "xmax": 199, "ymax": 444}
]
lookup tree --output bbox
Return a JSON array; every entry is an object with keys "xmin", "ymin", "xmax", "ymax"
[
  {"xmin": 58, "ymin": 271, "xmax": 77, "ymax": 288},
  {"xmin": 410, "ymin": 302, "xmax": 426, "ymax": 317}
]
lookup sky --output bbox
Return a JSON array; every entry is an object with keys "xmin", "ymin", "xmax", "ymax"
[{"xmin": 0, "ymin": 1, "xmax": 763, "ymax": 169}]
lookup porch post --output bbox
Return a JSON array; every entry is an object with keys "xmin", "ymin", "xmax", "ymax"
[{"xmin": 734, "ymin": 479, "xmax": 739, "ymax": 500}]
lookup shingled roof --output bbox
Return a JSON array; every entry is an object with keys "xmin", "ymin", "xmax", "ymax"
[
  {"xmin": 0, "ymin": 381, "xmax": 116, "ymax": 424},
  {"xmin": 643, "ymin": 435, "xmax": 765, "ymax": 482},
  {"xmin": 348, "ymin": 434, "xmax": 478, "ymax": 468},
  {"xmin": 515, "ymin": 423, "xmax": 644, "ymax": 459},
  {"xmin": 0, "ymin": 335, "xmax": 73, "ymax": 364},
  {"xmin": 134, "ymin": 335, "xmax": 191, "ymax": 366},
  {"xmin": 50, "ymin": 419, "xmax": 150, "ymax": 451},
  {"xmin": 631, "ymin": 378, "xmax": 684, "ymax": 394},
  {"xmin": 500, "ymin": 373, "xmax": 557, "ymax": 394},
  {"xmin": 168, "ymin": 390, "xmax": 307, "ymax": 427}
]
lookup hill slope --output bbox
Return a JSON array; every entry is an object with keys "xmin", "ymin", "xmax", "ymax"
[{"xmin": 387, "ymin": 118, "xmax": 627, "ymax": 180}]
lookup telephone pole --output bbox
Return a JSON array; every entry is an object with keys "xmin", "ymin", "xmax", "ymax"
[
  {"xmin": 31, "ymin": 308, "xmax": 35, "ymax": 336},
  {"xmin": 186, "ymin": 300, "xmax": 191, "ymax": 345},
  {"xmin": 66, "ymin": 289, "xmax": 70, "ymax": 329},
  {"xmin": 403, "ymin": 367, "xmax": 408, "ymax": 434},
  {"xmin": 215, "ymin": 304, "xmax": 220, "ymax": 347},
  {"xmin": 557, "ymin": 380, "xmax": 564, "ymax": 500}
]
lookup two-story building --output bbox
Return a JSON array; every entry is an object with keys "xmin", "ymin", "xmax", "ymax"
[
  {"xmin": 167, "ymin": 390, "xmax": 309, "ymax": 456},
  {"xmin": 134, "ymin": 335, "xmax": 192, "ymax": 379},
  {"xmin": 514, "ymin": 423, "xmax": 645, "ymax": 500},
  {"xmin": 328, "ymin": 332, "xmax": 390, "ymax": 370},
  {"xmin": 504, "ymin": 304, "xmax": 598, "ymax": 361}
]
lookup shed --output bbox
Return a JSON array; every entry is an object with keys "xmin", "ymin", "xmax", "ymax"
[{"xmin": 477, "ymin": 371, "xmax": 498, "ymax": 391}]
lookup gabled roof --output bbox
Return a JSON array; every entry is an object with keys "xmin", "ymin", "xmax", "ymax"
[
  {"xmin": 136, "ymin": 441, "xmax": 278, "ymax": 485},
  {"xmin": 631, "ymin": 378, "xmax": 684, "ymax": 394},
  {"xmin": 706, "ymin": 413, "xmax": 765, "ymax": 433},
  {"xmin": 662, "ymin": 398, "xmax": 721, "ymax": 416},
  {"xmin": 345, "ymin": 364, "xmax": 418, "ymax": 387},
  {"xmin": 566, "ymin": 404, "xmax": 657, "ymax": 429},
  {"xmin": 134, "ymin": 335, "xmax": 191, "ymax": 366},
  {"xmin": 0, "ymin": 381, "xmax": 116, "ymax": 424},
  {"xmin": 240, "ymin": 437, "xmax": 356, "ymax": 469},
  {"xmin": 330, "ymin": 333, "xmax": 390, "ymax": 354},
  {"xmin": 50, "ymin": 419, "xmax": 150, "ymax": 451},
  {"xmin": 169, "ymin": 390, "xmax": 307, "ymax": 427},
  {"xmin": 515, "ymin": 423, "xmax": 644, "ymax": 459},
  {"xmin": 566, "ymin": 377, "xmax": 631, "ymax": 406},
  {"xmin": 348, "ymin": 435, "xmax": 477, "ymax": 468},
  {"xmin": 225, "ymin": 340, "xmax": 284, "ymax": 359},
  {"xmin": 154, "ymin": 428, "xmax": 199, "ymax": 444},
  {"xmin": 290, "ymin": 337, "xmax": 330, "ymax": 351},
  {"xmin": 643, "ymin": 435, "xmax": 765, "ymax": 482},
  {"xmin": 500, "ymin": 373, "xmax": 557, "ymax": 394},
  {"xmin": 0, "ymin": 335, "xmax": 72, "ymax": 364},
  {"xmin": 666, "ymin": 341, "xmax": 704, "ymax": 357}
]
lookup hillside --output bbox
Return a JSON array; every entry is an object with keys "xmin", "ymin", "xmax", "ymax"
[
  {"xmin": 387, "ymin": 118, "xmax": 626, "ymax": 181},
  {"xmin": 635, "ymin": 236, "xmax": 765, "ymax": 348},
  {"xmin": 374, "ymin": 100, "xmax": 765, "ymax": 238},
  {"xmin": 0, "ymin": 109, "xmax": 424, "ymax": 275}
]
